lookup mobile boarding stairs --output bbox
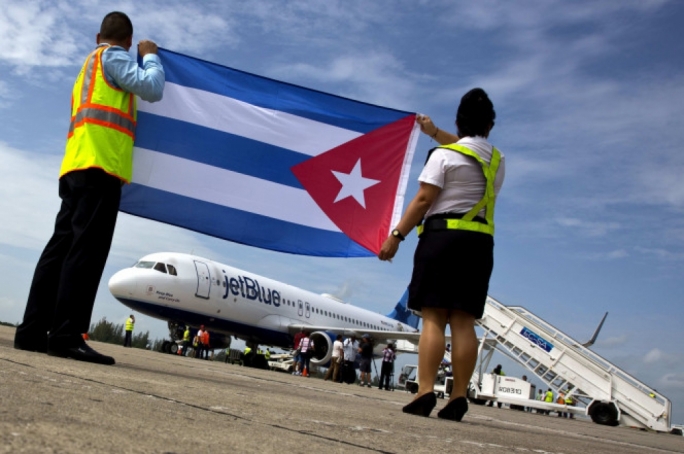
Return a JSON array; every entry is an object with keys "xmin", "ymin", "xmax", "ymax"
[{"xmin": 470, "ymin": 296, "xmax": 671, "ymax": 432}]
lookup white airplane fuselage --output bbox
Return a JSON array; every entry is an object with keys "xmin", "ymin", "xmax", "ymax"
[{"xmin": 108, "ymin": 252, "xmax": 418, "ymax": 363}]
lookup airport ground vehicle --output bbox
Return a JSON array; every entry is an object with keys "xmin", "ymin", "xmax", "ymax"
[
  {"xmin": 470, "ymin": 296, "xmax": 672, "ymax": 431},
  {"xmin": 397, "ymin": 364, "xmax": 453, "ymax": 399},
  {"xmin": 395, "ymin": 296, "xmax": 672, "ymax": 431}
]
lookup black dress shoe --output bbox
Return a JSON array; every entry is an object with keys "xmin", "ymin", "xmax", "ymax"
[
  {"xmin": 437, "ymin": 396, "xmax": 468, "ymax": 421},
  {"xmin": 14, "ymin": 340, "xmax": 48, "ymax": 353},
  {"xmin": 402, "ymin": 392, "xmax": 437, "ymax": 417},
  {"xmin": 48, "ymin": 342, "xmax": 115, "ymax": 365}
]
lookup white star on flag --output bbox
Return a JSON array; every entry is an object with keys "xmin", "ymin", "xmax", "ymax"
[{"xmin": 331, "ymin": 159, "xmax": 380, "ymax": 209}]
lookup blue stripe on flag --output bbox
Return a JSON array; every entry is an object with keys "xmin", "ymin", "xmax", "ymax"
[
  {"xmin": 120, "ymin": 184, "xmax": 373, "ymax": 257},
  {"xmin": 135, "ymin": 112, "xmax": 307, "ymax": 189},
  {"xmin": 157, "ymin": 48, "xmax": 411, "ymax": 133}
]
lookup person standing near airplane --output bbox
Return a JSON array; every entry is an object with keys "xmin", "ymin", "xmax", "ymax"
[
  {"xmin": 358, "ymin": 334, "xmax": 373, "ymax": 387},
  {"xmin": 324, "ymin": 335, "xmax": 344, "ymax": 382},
  {"xmin": 298, "ymin": 331, "xmax": 314, "ymax": 377},
  {"xmin": 292, "ymin": 329, "xmax": 305, "ymax": 376},
  {"xmin": 13, "ymin": 11, "xmax": 165, "ymax": 365},
  {"xmin": 379, "ymin": 88, "xmax": 505, "ymax": 421},
  {"xmin": 378, "ymin": 343, "xmax": 396, "ymax": 391},
  {"xmin": 123, "ymin": 314, "xmax": 135, "ymax": 348},
  {"xmin": 201, "ymin": 329, "xmax": 210, "ymax": 360},
  {"xmin": 181, "ymin": 326, "xmax": 191, "ymax": 356},
  {"xmin": 196, "ymin": 325, "xmax": 206, "ymax": 359},
  {"xmin": 342, "ymin": 335, "xmax": 359, "ymax": 384}
]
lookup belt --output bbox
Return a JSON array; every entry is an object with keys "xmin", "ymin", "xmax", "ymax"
[{"xmin": 420, "ymin": 213, "xmax": 487, "ymax": 234}]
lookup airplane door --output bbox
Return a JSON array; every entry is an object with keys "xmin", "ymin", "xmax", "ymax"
[
  {"xmin": 298, "ymin": 300, "xmax": 303, "ymax": 317},
  {"xmin": 194, "ymin": 260, "xmax": 211, "ymax": 299},
  {"xmin": 305, "ymin": 302, "xmax": 310, "ymax": 318}
]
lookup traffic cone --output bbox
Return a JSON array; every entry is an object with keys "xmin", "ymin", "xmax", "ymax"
[{"xmin": 302, "ymin": 367, "xmax": 308, "ymax": 377}]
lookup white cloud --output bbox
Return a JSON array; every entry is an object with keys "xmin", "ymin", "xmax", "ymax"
[
  {"xmin": 0, "ymin": 143, "xmax": 62, "ymax": 250},
  {"xmin": 273, "ymin": 52, "xmax": 422, "ymax": 110},
  {"xmin": 659, "ymin": 373, "xmax": 684, "ymax": 389},
  {"xmin": 0, "ymin": 1, "xmax": 83, "ymax": 70},
  {"xmin": 635, "ymin": 247, "xmax": 684, "ymax": 261},
  {"xmin": 644, "ymin": 348, "xmax": 667, "ymax": 364},
  {"xmin": 554, "ymin": 217, "xmax": 621, "ymax": 238},
  {"xmin": 597, "ymin": 335, "xmax": 628, "ymax": 348}
]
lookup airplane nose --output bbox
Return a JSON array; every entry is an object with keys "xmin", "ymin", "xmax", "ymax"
[{"xmin": 108, "ymin": 269, "xmax": 137, "ymax": 298}]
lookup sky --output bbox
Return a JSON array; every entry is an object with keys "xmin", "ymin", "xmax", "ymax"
[{"xmin": 1, "ymin": 0, "xmax": 683, "ymax": 423}]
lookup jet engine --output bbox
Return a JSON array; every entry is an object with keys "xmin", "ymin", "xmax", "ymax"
[{"xmin": 309, "ymin": 331, "xmax": 334, "ymax": 367}]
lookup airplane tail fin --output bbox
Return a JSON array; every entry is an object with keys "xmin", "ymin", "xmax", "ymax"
[
  {"xmin": 581, "ymin": 312, "xmax": 608, "ymax": 348},
  {"xmin": 386, "ymin": 289, "xmax": 420, "ymax": 330}
]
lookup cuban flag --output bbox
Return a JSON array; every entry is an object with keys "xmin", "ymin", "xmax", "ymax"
[{"xmin": 122, "ymin": 49, "xmax": 419, "ymax": 257}]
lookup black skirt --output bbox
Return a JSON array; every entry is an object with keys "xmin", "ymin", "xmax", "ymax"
[{"xmin": 407, "ymin": 228, "xmax": 493, "ymax": 319}]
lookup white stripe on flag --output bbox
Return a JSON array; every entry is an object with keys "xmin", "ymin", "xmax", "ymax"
[
  {"xmin": 138, "ymin": 82, "xmax": 362, "ymax": 157},
  {"xmin": 132, "ymin": 147, "xmax": 340, "ymax": 231}
]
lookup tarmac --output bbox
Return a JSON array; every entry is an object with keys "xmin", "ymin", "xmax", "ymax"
[{"xmin": 1, "ymin": 325, "xmax": 683, "ymax": 454}]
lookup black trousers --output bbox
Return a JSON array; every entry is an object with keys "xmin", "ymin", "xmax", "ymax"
[
  {"xmin": 379, "ymin": 362, "xmax": 394, "ymax": 389},
  {"xmin": 15, "ymin": 169, "xmax": 121, "ymax": 348},
  {"xmin": 124, "ymin": 330, "xmax": 133, "ymax": 347}
]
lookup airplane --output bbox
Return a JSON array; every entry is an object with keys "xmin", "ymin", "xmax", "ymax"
[{"xmin": 108, "ymin": 252, "xmax": 422, "ymax": 367}]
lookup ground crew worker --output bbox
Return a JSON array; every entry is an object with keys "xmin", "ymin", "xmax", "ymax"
[
  {"xmin": 244, "ymin": 346, "xmax": 252, "ymax": 355},
  {"xmin": 123, "ymin": 314, "xmax": 135, "ymax": 347},
  {"xmin": 556, "ymin": 390, "xmax": 567, "ymax": 417},
  {"xmin": 195, "ymin": 325, "xmax": 206, "ymax": 359},
  {"xmin": 201, "ymin": 329, "xmax": 210, "ymax": 360},
  {"xmin": 13, "ymin": 11, "xmax": 164, "ymax": 365},
  {"xmin": 264, "ymin": 349, "xmax": 271, "ymax": 360},
  {"xmin": 544, "ymin": 388, "xmax": 554, "ymax": 415},
  {"xmin": 181, "ymin": 326, "xmax": 191, "ymax": 356},
  {"xmin": 565, "ymin": 393, "xmax": 575, "ymax": 419}
]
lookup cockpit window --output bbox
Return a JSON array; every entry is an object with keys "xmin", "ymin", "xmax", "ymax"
[
  {"xmin": 153, "ymin": 262, "xmax": 167, "ymax": 273},
  {"xmin": 167, "ymin": 264, "xmax": 177, "ymax": 276},
  {"xmin": 135, "ymin": 261, "xmax": 155, "ymax": 269}
]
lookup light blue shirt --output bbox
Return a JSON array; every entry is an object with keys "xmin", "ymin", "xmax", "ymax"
[{"xmin": 99, "ymin": 44, "xmax": 165, "ymax": 103}]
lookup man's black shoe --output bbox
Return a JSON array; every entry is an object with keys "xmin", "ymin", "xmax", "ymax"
[
  {"xmin": 14, "ymin": 340, "xmax": 48, "ymax": 353},
  {"xmin": 47, "ymin": 342, "xmax": 115, "ymax": 365},
  {"xmin": 14, "ymin": 336, "xmax": 47, "ymax": 353}
]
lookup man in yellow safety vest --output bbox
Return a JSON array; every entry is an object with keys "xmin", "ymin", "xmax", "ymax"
[
  {"xmin": 123, "ymin": 315, "xmax": 135, "ymax": 347},
  {"xmin": 13, "ymin": 12, "xmax": 164, "ymax": 365}
]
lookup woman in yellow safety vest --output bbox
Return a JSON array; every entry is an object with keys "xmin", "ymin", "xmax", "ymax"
[{"xmin": 379, "ymin": 89, "xmax": 505, "ymax": 423}]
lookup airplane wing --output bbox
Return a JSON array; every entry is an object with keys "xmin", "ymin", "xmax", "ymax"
[{"xmin": 287, "ymin": 324, "xmax": 422, "ymax": 344}]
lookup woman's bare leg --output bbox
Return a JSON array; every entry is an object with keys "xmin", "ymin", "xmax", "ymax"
[
  {"xmin": 415, "ymin": 307, "xmax": 448, "ymax": 398},
  {"xmin": 447, "ymin": 309, "xmax": 478, "ymax": 401}
]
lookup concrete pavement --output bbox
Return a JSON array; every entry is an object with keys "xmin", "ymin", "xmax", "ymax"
[{"xmin": 1, "ymin": 325, "xmax": 682, "ymax": 454}]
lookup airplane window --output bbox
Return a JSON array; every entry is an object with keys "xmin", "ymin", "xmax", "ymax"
[
  {"xmin": 167, "ymin": 264, "xmax": 177, "ymax": 276},
  {"xmin": 153, "ymin": 262, "xmax": 167, "ymax": 273},
  {"xmin": 135, "ymin": 261, "xmax": 155, "ymax": 269}
]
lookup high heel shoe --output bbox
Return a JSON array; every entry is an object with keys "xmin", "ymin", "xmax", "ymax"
[
  {"xmin": 437, "ymin": 396, "xmax": 468, "ymax": 421},
  {"xmin": 402, "ymin": 392, "xmax": 437, "ymax": 417}
]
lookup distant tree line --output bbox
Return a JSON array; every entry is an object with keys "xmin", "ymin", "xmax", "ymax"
[
  {"xmin": 0, "ymin": 321, "xmax": 17, "ymax": 327},
  {"xmin": 88, "ymin": 317, "xmax": 152, "ymax": 349}
]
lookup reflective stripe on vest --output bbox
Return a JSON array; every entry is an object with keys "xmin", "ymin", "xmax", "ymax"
[
  {"xmin": 417, "ymin": 144, "xmax": 501, "ymax": 236},
  {"xmin": 125, "ymin": 318, "xmax": 134, "ymax": 331},
  {"xmin": 61, "ymin": 46, "xmax": 137, "ymax": 182}
]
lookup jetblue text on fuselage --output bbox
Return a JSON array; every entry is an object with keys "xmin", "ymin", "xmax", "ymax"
[{"xmin": 222, "ymin": 271, "xmax": 281, "ymax": 307}]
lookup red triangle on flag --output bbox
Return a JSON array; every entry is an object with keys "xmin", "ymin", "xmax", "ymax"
[{"xmin": 291, "ymin": 114, "xmax": 416, "ymax": 254}]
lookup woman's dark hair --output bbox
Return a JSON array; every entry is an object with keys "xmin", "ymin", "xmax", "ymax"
[
  {"xmin": 100, "ymin": 12, "xmax": 133, "ymax": 42},
  {"xmin": 456, "ymin": 88, "xmax": 496, "ymax": 137}
]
